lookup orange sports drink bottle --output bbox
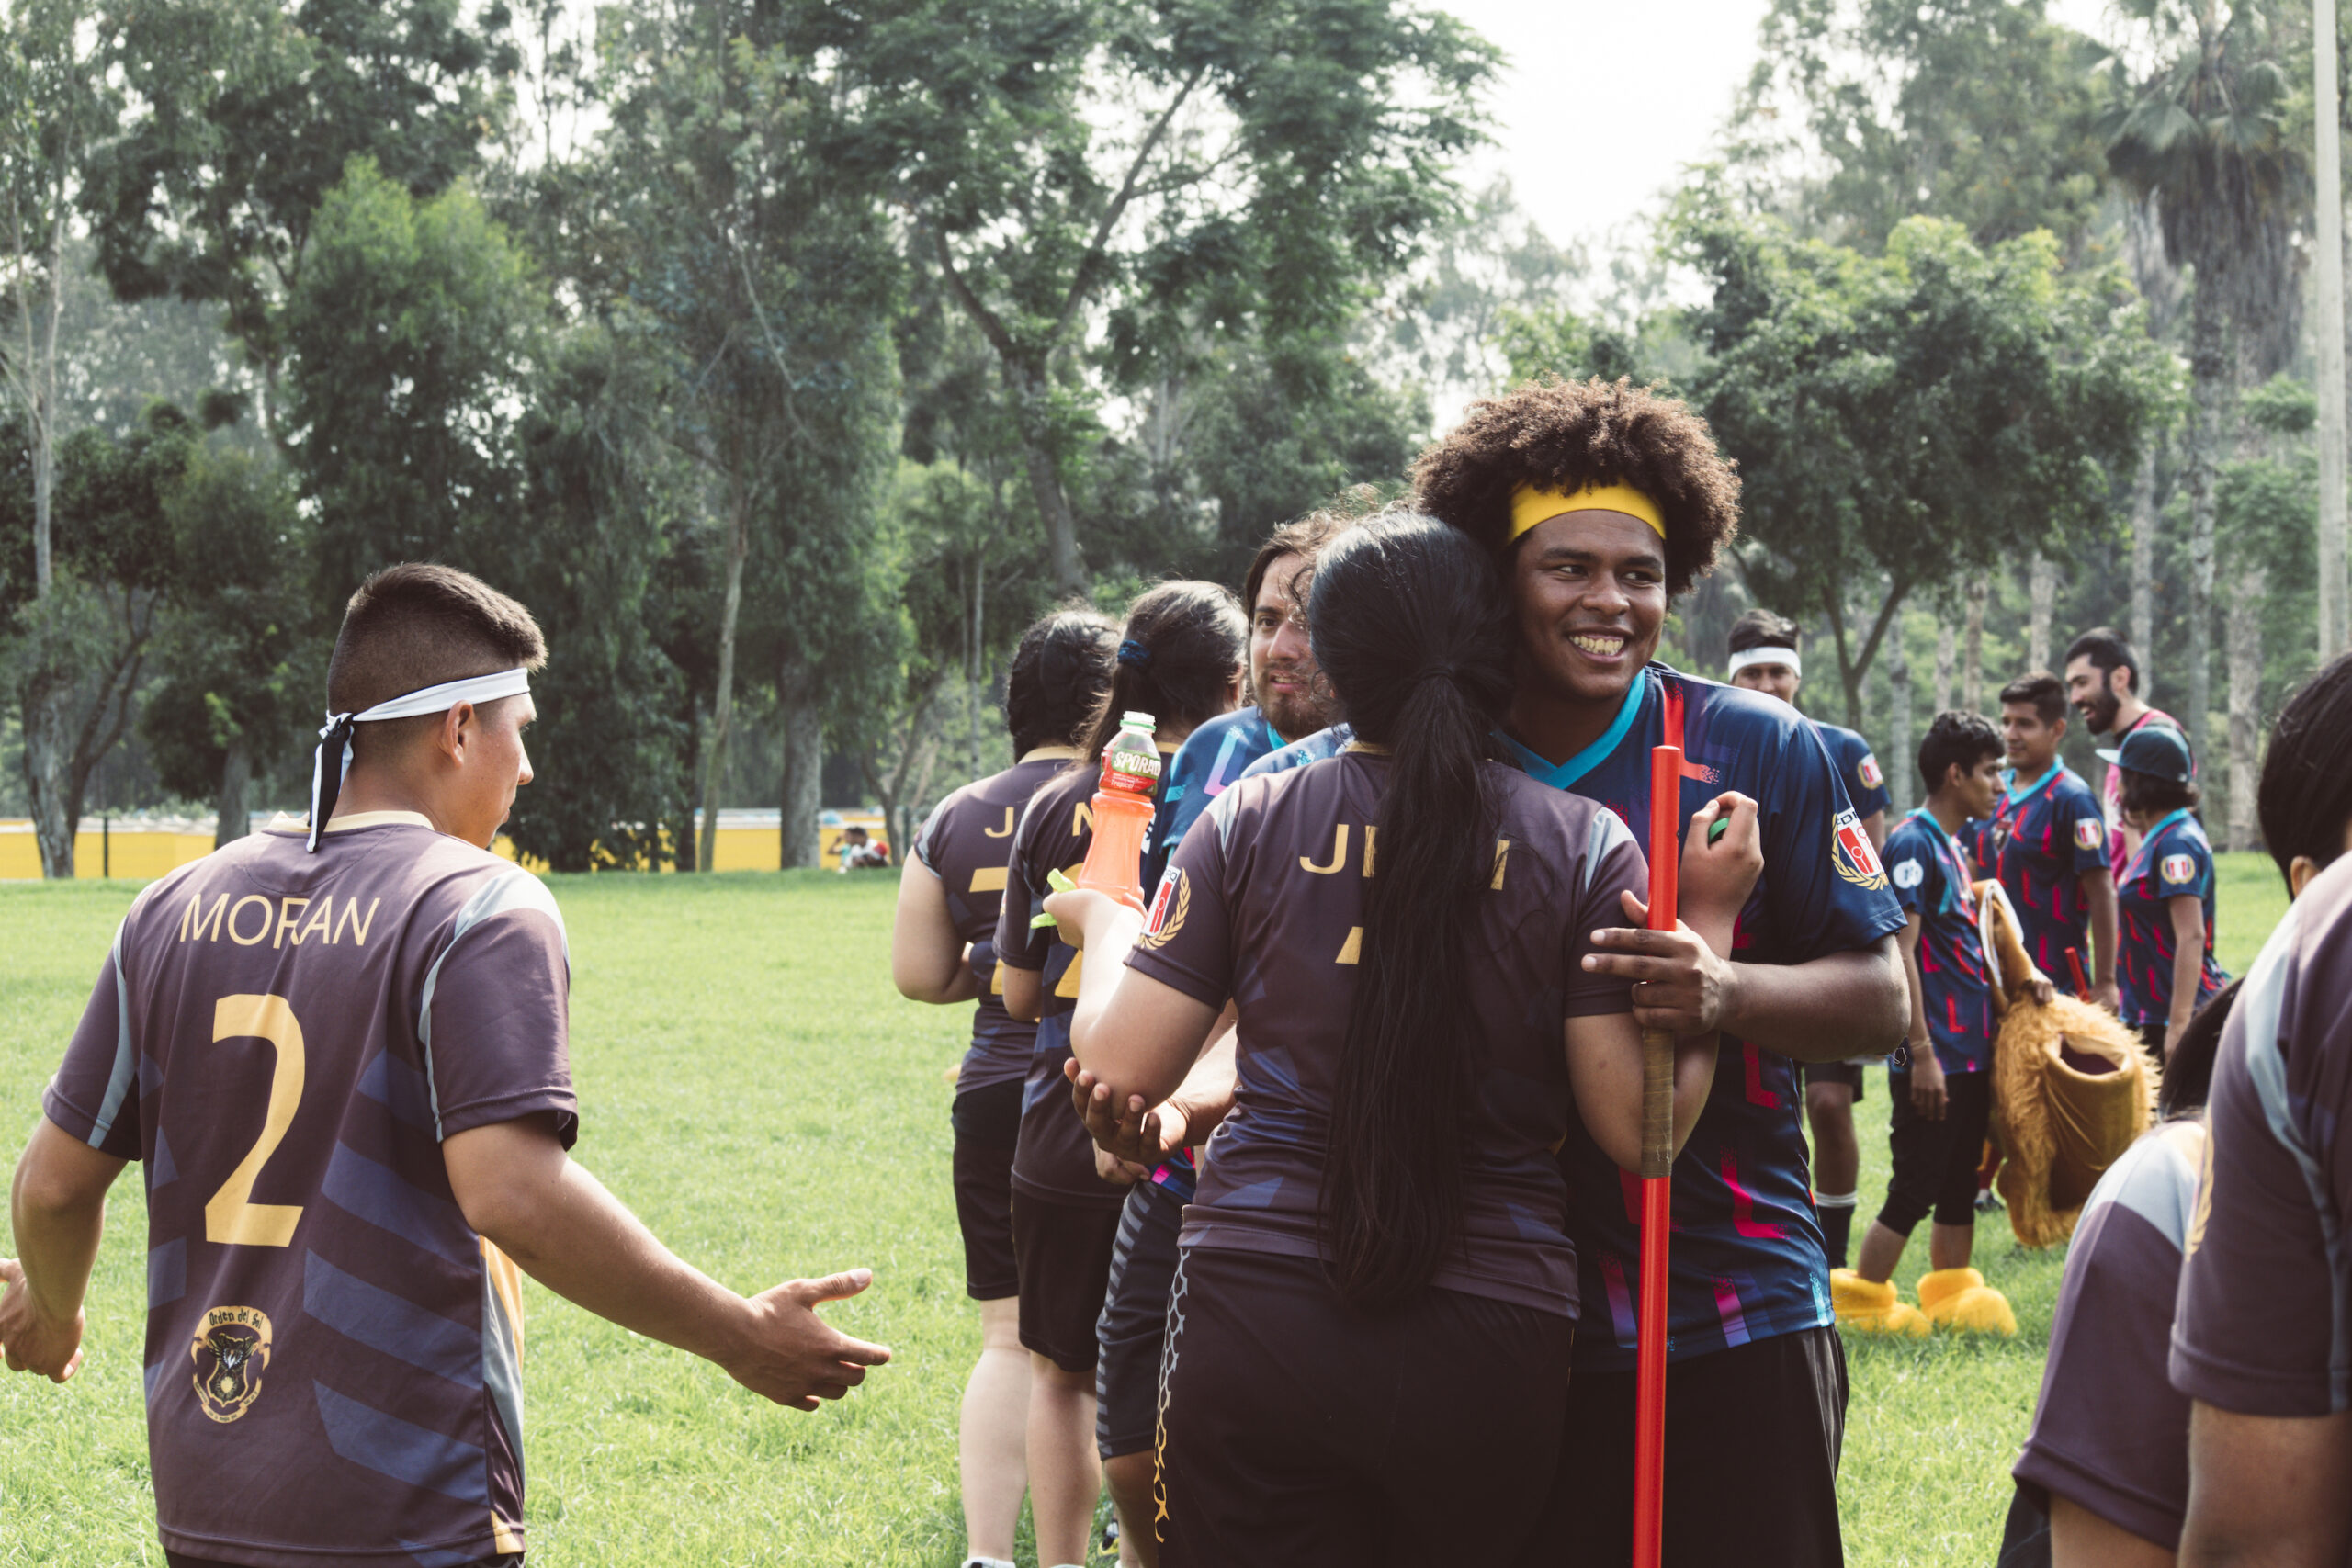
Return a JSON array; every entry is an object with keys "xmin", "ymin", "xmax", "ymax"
[{"xmin": 1079, "ymin": 711, "xmax": 1159, "ymax": 910}]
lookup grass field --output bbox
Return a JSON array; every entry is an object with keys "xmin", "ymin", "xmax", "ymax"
[{"xmin": 0, "ymin": 854, "xmax": 2296, "ymax": 1566}]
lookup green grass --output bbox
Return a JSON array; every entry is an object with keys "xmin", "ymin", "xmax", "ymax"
[{"xmin": 0, "ymin": 855, "xmax": 2299, "ymax": 1565}]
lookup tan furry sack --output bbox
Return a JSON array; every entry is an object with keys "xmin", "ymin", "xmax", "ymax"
[{"xmin": 1974, "ymin": 879, "xmax": 2157, "ymax": 1247}]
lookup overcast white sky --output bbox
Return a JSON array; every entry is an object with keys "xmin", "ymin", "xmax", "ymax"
[{"xmin": 1442, "ymin": 0, "xmax": 2114, "ymax": 251}]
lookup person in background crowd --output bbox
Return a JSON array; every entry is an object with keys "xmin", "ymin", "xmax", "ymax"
[
  {"xmin": 1835, "ymin": 710, "xmax": 2024, "ymax": 1337},
  {"xmin": 891, "ymin": 608, "xmax": 1117, "ymax": 1568},
  {"xmin": 1977, "ymin": 672, "xmax": 2119, "ymax": 1011},
  {"xmin": 2170, "ymin": 649, "xmax": 2352, "ymax": 1567},
  {"xmin": 2063, "ymin": 626, "xmax": 2188, "ymax": 879},
  {"xmin": 991, "ymin": 583, "xmax": 1245, "ymax": 1568},
  {"xmin": 1047, "ymin": 514, "xmax": 1759, "ymax": 1567},
  {"xmin": 2101, "ymin": 724, "xmax": 2226, "ymax": 1065},
  {"xmin": 1411, "ymin": 375, "xmax": 1907, "ymax": 1568},
  {"xmin": 1724, "ymin": 607, "xmax": 1894, "ymax": 1269}
]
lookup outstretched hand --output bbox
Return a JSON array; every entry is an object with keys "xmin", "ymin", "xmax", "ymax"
[
  {"xmin": 721, "ymin": 1269, "xmax": 891, "ymax": 1412},
  {"xmin": 0, "ymin": 1258, "xmax": 85, "ymax": 1384}
]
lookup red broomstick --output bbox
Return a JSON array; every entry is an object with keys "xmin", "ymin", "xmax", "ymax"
[{"xmin": 1632, "ymin": 740, "xmax": 1681, "ymax": 1568}]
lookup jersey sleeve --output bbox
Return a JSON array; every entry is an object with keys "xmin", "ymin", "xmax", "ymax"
[
  {"xmin": 1758, "ymin": 719, "xmax": 1906, "ymax": 962},
  {"xmin": 2170, "ymin": 953, "xmax": 2352, "ymax": 1416},
  {"xmin": 993, "ymin": 792, "xmax": 1057, "ymax": 973},
  {"xmin": 1124, "ymin": 795, "xmax": 1236, "ymax": 1009},
  {"xmin": 40, "ymin": 927, "xmax": 142, "ymax": 1161},
  {"xmin": 2062, "ymin": 784, "xmax": 2109, "ymax": 877},
  {"xmin": 1561, "ymin": 812, "xmax": 1645, "ymax": 1019},
  {"xmin": 420, "ymin": 873, "xmax": 578, "ymax": 1147},
  {"xmin": 1885, "ymin": 825, "xmax": 1939, "ymax": 920},
  {"xmin": 911, "ymin": 798, "xmax": 948, "ymax": 874},
  {"xmin": 1842, "ymin": 732, "xmax": 1893, "ymax": 820},
  {"xmin": 2161, "ymin": 837, "xmax": 2215, "ymax": 901}
]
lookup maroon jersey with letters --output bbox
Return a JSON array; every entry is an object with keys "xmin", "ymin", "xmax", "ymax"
[
  {"xmin": 911, "ymin": 748, "xmax": 1080, "ymax": 1091},
  {"xmin": 1125, "ymin": 751, "xmax": 1645, "ymax": 1315},
  {"xmin": 41, "ymin": 812, "xmax": 574, "ymax": 1568}
]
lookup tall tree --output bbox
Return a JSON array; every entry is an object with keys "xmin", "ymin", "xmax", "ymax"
[
  {"xmin": 2098, "ymin": 0, "xmax": 2306, "ymax": 764},
  {"xmin": 1681, "ymin": 210, "xmax": 2173, "ymax": 727},
  {"xmin": 861, "ymin": 0, "xmax": 1495, "ymax": 593}
]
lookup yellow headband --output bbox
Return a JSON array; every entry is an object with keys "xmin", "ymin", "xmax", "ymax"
[{"xmin": 1508, "ymin": 481, "xmax": 1666, "ymax": 543}]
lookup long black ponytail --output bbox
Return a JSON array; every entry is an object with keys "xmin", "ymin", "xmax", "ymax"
[
  {"xmin": 1306, "ymin": 513, "xmax": 1516, "ymax": 1310},
  {"xmin": 1072, "ymin": 581, "xmax": 1248, "ymax": 763}
]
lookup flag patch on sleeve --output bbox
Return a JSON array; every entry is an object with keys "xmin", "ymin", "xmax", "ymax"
[
  {"xmin": 2161, "ymin": 853, "xmax": 2195, "ymax": 886},
  {"xmin": 1834, "ymin": 808, "xmax": 1888, "ymax": 889},
  {"xmin": 1858, "ymin": 755, "xmax": 1883, "ymax": 790},
  {"xmin": 2075, "ymin": 818, "xmax": 2104, "ymax": 851}
]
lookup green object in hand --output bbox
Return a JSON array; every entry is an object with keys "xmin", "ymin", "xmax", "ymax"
[
  {"xmin": 1709, "ymin": 817, "xmax": 1729, "ymax": 845},
  {"xmin": 1031, "ymin": 867, "xmax": 1079, "ymax": 928}
]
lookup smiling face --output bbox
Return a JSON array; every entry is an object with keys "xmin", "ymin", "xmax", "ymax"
[
  {"xmin": 2001, "ymin": 699, "xmax": 2064, "ymax": 776},
  {"xmin": 1730, "ymin": 657, "xmax": 1800, "ymax": 706},
  {"xmin": 2064, "ymin": 654, "xmax": 2125, "ymax": 736},
  {"xmin": 1250, "ymin": 551, "xmax": 1332, "ymax": 739},
  {"xmin": 1504, "ymin": 510, "xmax": 1668, "ymax": 712}
]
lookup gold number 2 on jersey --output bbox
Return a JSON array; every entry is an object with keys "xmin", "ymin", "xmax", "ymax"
[{"xmin": 205, "ymin": 995, "xmax": 307, "ymax": 1247}]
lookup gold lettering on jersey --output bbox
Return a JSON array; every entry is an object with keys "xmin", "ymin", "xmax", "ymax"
[
  {"xmin": 1336, "ymin": 927, "xmax": 1363, "ymax": 964},
  {"xmin": 226, "ymin": 895, "xmax": 273, "ymax": 946},
  {"xmin": 1491, "ymin": 839, "xmax": 1510, "ymax": 891},
  {"xmin": 334, "ymin": 897, "xmax": 382, "ymax": 946},
  {"xmin": 1362, "ymin": 826, "xmax": 1378, "ymax": 878},
  {"xmin": 272, "ymin": 897, "xmax": 311, "ymax": 949},
  {"xmin": 986, "ymin": 806, "xmax": 1016, "ymax": 839},
  {"xmin": 968, "ymin": 866, "xmax": 1008, "ymax": 894},
  {"xmin": 191, "ymin": 1303, "xmax": 274, "ymax": 1423},
  {"xmin": 1073, "ymin": 799, "xmax": 1094, "ymax": 838},
  {"xmin": 179, "ymin": 893, "xmax": 229, "ymax": 942},
  {"xmin": 1301, "ymin": 824, "xmax": 1350, "ymax": 874},
  {"xmin": 206, "ymin": 995, "xmax": 307, "ymax": 1247},
  {"xmin": 298, "ymin": 898, "xmax": 334, "ymax": 944}
]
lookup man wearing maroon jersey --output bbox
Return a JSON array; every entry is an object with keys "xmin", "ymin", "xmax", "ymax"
[{"xmin": 2, "ymin": 564, "xmax": 888, "ymax": 1568}]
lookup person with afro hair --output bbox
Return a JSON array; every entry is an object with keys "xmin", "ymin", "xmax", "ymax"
[{"xmin": 1414, "ymin": 376, "xmax": 1909, "ymax": 1568}]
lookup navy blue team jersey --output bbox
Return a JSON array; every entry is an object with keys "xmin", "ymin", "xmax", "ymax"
[
  {"xmin": 1979, "ymin": 765, "xmax": 2108, "ymax": 978},
  {"xmin": 1152, "ymin": 709, "xmax": 1289, "ymax": 872},
  {"xmin": 1504, "ymin": 663, "xmax": 1905, "ymax": 1371},
  {"xmin": 2116, "ymin": 809, "xmax": 2228, "ymax": 1029},
  {"xmin": 1813, "ymin": 720, "xmax": 1891, "ymax": 824},
  {"xmin": 1883, "ymin": 809, "xmax": 1995, "ymax": 1074}
]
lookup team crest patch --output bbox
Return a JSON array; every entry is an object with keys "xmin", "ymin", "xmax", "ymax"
[
  {"xmin": 1892, "ymin": 858, "xmax": 1923, "ymax": 890},
  {"xmin": 1136, "ymin": 867, "xmax": 1187, "ymax": 951},
  {"xmin": 2075, "ymin": 818, "xmax": 2104, "ymax": 852},
  {"xmin": 1858, "ymin": 755, "xmax": 1883, "ymax": 791},
  {"xmin": 2162, "ymin": 853, "xmax": 2196, "ymax": 886},
  {"xmin": 191, "ymin": 1304, "xmax": 273, "ymax": 1423},
  {"xmin": 1833, "ymin": 809, "xmax": 1887, "ymax": 890}
]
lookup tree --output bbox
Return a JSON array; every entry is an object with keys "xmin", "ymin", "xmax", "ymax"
[
  {"xmin": 860, "ymin": 0, "xmax": 1496, "ymax": 593},
  {"xmin": 83, "ymin": 0, "xmax": 514, "ymax": 434},
  {"xmin": 1681, "ymin": 210, "xmax": 2173, "ymax": 728},
  {"xmin": 2097, "ymin": 0, "xmax": 2305, "ymax": 764},
  {"xmin": 2214, "ymin": 373, "xmax": 2320, "ymax": 846},
  {"xmin": 140, "ymin": 443, "xmax": 311, "ymax": 845}
]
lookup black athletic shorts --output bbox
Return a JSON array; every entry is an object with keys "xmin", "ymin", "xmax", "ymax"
[
  {"xmin": 1802, "ymin": 1060, "xmax": 1866, "ymax": 1100},
  {"xmin": 1096, "ymin": 1177, "xmax": 1186, "ymax": 1459},
  {"xmin": 1881, "ymin": 1068, "xmax": 1995, "ymax": 1234},
  {"xmin": 1545, "ymin": 1325, "xmax": 1848, "ymax": 1568},
  {"xmin": 1157, "ymin": 1246, "xmax": 1577, "ymax": 1568},
  {"xmin": 951, "ymin": 1080, "xmax": 1023, "ymax": 1301},
  {"xmin": 1012, "ymin": 1187, "xmax": 1125, "ymax": 1373}
]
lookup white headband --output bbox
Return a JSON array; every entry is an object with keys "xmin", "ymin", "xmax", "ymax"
[
  {"xmin": 1728, "ymin": 646, "xmax": 1800, "ymax": 679},
  {"xmin": 307, "ymin": 669, "xmax": 532, "ymax": 851}
]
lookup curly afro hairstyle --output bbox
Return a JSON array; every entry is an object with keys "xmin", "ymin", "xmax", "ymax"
[{"xmin": 1411, "ymin": 376, "xmax": 1741, "ymax": 598}]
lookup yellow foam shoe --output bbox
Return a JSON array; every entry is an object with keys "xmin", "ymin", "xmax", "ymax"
[
  {"xmin": 1917, "ymin": 1267, "xmax": 2018, "ymax": 1336},
  {"xmin": 1830, "ymin": 1269, "xmax": 1930, "ymax": 1337}
]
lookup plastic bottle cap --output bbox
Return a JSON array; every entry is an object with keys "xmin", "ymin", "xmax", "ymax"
[{"xmin": 1123, "ymin": 711, "xmax": 1157, "ymax": 728}]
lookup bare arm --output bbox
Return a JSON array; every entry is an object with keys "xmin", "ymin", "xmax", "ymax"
[
  {"xmin": 889, "ymin": 859, "xmax": 980, "ymax": 1005},
  {"xmin": 1071, "ymin": 1011, "xmax": 1240, "ymax": 1169},
  {"xmin": 1564, "ymin": 1010, "xmax": 1718, "ymax": 1172},
  {"xmin": 2165, "ymin": 894, "xmax": 2206, "ymax": 1050},
  {"xmin": 2085, "ymin": 867, "xmax": 2120, "ymax": 1009},
  {"xmin": 2049, "ymin": 1494, "xmax": 2174, "ymax": 1568},
  {"xmin": 1001, "ymin": 963, "xmax": 1044, "ymax": 1023},
  {"xmin": 1052, "ymin": 891, "xmax": 1222, "ymax": 1110},
  {"xmin": 1897, "ymin": 913, "xmax": 1946, "ymax": 1119},
  {"xmin": 442, "ymin": 1118, "xmax": 889, "ymax": 1411},
  {"xmin": 1860, "ymin": 808, "xmax": 1886, "ymax": 853},
  {"xmin": 2180, "ymin": 1400, "xmax": 2352, "ymax": 1567},
  {"xmin": 0, "ymin": 1118, "xmax": 127, "ymax": 1382}
]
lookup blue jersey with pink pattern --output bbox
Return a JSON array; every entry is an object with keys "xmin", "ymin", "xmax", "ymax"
[
  {"xmin": 2116, "ymin": 809, "xmax": 2228, "ymax": 1029},
  {"xmin": 1884, "ymin": 809, "xmax": 1995, "ymax": 1075},
  {"xmin": 1976, "ymin": 764, "xmax": 2108, "ymax": 979},
  {"xmin": 1510, "ymin": 664, "xmax": 1906, "ymax": 1371}
]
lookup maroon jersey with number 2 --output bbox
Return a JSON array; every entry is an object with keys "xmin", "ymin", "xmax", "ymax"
[
  {"xmin": 1125, "ymin": 750, "xmax": 1645, "ymax": 1315},
  {"xmin": 41, "ymin": 811, "xmax": 575, "ymax": 1568}
]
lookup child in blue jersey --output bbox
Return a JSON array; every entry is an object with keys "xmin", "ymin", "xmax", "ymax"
[
  {"xmin": 1724, "ymin": 607, "xmax": 1894, "ymax": 1269},
  {"xmin": 1981, "ymin": 671, "xmax": 2119, "ymax": 1010},
  {"xmin": 1413, "ymin": 376, "xmax": 1908, "ymax": 1568},
  {"xmin": 2099, "ymin": 723, "xmax": 2227, "ymax": 1063},
  {"xmin": 1837, "ymin": 710, "xmax": 2033, "ymax": 1337}
]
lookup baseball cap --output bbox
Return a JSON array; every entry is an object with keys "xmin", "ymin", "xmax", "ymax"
[{"xmin": 2096, "ymin": 722, "xmax": 2192, "ymax": 784}]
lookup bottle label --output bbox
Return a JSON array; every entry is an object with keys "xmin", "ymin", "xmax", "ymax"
[{"xmin": 1103, "ymin": 747, "xmax": 1161, "ymax": 794}]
